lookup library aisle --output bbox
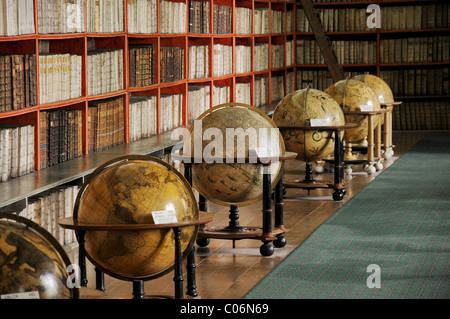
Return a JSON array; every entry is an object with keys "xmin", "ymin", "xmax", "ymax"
[{"xmin": 68, "ymin": 131, "xmax": 447, "ymax": 299}]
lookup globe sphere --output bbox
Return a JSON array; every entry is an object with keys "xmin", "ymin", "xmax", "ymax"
[
  {"xmin": 0, "ymin": 213, "xmax": 76, "ymax": 299},
  {"xmin": 325, "ymin": 79, "xmax": 381, "ymax": 143},
  {"xmin": 74, "ymin": 155, "xmax": 199, "ymax": 281},
  {"xmin": 183, "ymin": 103, "xmax": 285, "ymax": 206},
  {"xmin": 272, "ymin": 88, "xmax": 345, "ymax": 162},
  {"xmin": 352, "ymin": 74, "xmax": 394, "ymax": 105}
]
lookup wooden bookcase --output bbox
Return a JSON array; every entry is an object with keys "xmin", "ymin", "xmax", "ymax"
[
  {"xmin": 0, "ymin": 0, "xmax": 448, "ymax": 246},
  {"xmin": 295, "ymin": 0, "xmax": 449, "ymax": 131}
]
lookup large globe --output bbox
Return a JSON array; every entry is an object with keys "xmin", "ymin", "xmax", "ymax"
[
  {"xmin": 74, "ymin": 155, "xmax": 199, "ymax": 281},
  {"xmin": 272, "ymin": 88, "xmax": 345, "ymax": 162},
  {"xmin": 183, "ymin": 103, "xmax": 285, "ymax": 206},
  {"xmin": 0, "ymin": 213, "xmax": 76, "ymax": 299},
  {"xmin": 352, "ymin": 74, "xmax": 394, "ymax": 105},
  {"xmin": 325, "ymin": 79, "xmax": 381, "ymax": 143}
]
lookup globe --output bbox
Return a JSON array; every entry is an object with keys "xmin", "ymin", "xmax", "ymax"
[
  {"xmin": 183, "ymin": 103, "xmax": 285, "ymax": 206},
  {"xmin": 0, "ymin": 213, "xmax": 76, "ymax": 299},
  {"xmin": 74, "ymin": 155, "xmax": 199, "ymax": 281},
  {"xmin": 325, "ymin": 79, "xmax": 381, "ymax": 143},
  {"xmin": 352, "ymin": 74, "xmax": 394, "ymax": 105},
  {"xmin": 272, "ymin": 88, "xmax": 345, "ymax": 162},
  {"xmin": 352, "ymin": 74, "xmax": 394, "ymax": 126}
]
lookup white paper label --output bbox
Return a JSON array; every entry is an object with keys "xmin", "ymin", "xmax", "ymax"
[
  {"xmin": 359, "ymin": 105, "xmax": 374, "ymax": 112},
  {"xmin": 310, "ymin": 119, "xmax": 329, "ymax": 126},
  {"xmin": 152, "ymin": 210, "xmax": 178, "ymax": 224},
  {"xmin": 1, "ymin": 291, "xmax": 40, "ymax": 299}
]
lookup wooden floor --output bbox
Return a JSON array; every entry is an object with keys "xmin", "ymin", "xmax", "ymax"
[{"xmin": 68, "ymin": 131, "xmax": 447, "ymax": 299}]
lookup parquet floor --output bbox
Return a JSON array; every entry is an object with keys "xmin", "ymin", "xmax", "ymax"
[{"xmin": 68, "ymin": 131, "xmax": 446, "ymax": 299}]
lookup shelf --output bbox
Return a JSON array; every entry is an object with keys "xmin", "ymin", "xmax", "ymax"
[{"xmin": 0, "ymin": 129, "xmax": 181, "ymax": 210}]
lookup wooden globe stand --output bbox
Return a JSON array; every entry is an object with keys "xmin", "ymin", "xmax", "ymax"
[
  {"xmin": 380, "ymin": 101, "xmax": 402, "ymax": 159},
  {"xmin": 179, "ymin": 152, "xmax": 296, "ymax": 257},
  {"xmin": 59, "ymin": 213, "xmax": 213, "ymax": 299},
  {"xmin": 340, "ymin": 109, "xmax": 391, "ymax": 175},
  {"xmin": 279, "ymin": 124, "xmax": 357, "ymax": 201}
]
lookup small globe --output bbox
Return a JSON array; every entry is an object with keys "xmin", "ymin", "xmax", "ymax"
[
  {"xmin": 272, "ymin": 88, "xmax": 345, "ymax": 162},
  {"xmin": 74, "ymin": 155, "xmax": 199, "ymax": 281},
  {"xmin": 325, "ymin": 79, "xmax": 381, "ymax": 143},
  {"xmin": 183, "ymin": 103, "xmax": 285, "ymax": 206},
  {"xmin": 0, "ymin": 213, "xmax": 76, "ymax": 299},
  {"xmin": 352, "ymin": 74, "xmax": 394, "ymax": 105}
]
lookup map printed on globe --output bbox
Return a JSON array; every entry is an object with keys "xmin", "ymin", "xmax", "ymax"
[
  {"xmin": 325, "ymin": 79, "xmax": 381, "ymax": 143},
  {"xmin": 273, "ymin": 88, "xmax": 345, "ymax": 162},
  {"xmin": 75, "ymin": 157, "xmax": 199, "ymax": 281},
  {"xmin": 0, "ymin": 217, "xmax": 72, "ymax": 299},
  {"xmin": 183, "ymin": 103, "xmax": 285, "ymax": 207}
]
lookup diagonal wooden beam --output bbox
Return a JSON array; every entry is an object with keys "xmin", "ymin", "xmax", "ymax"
[{"xmin": 299, "ymin": 0, "xmax": 345, "ymax": 82}]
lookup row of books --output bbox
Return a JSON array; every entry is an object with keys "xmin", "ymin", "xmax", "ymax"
[
  {"xmin": 160, "ymin": 46, "xmax": 184, "ymax": 84},
  {"xmin": 129, "ymin": 96, "xmax": 157, "ymax": 142},
  {"xmin": 236, "ymin": 82, "xmax": 251, "ymax": 105},
  {"xmin": 213, "ymin": 4, "xmax": 232, "ymax": 35},
  {"xmin": 254, "ymin": 43, "xmax": 269, "ymax": 72},
  {"xmin": 160, "ymin": 93, "xmax": 182, "ymax": 133},
  {"xmin": 297, "ymin": 8, "xmax": 372, "ymax": 33},
  {"xmin": 40, "ymin": 109, "xmax": 83, "ymax": 169},
  {"xmin": 86, "ymin": 0, "xmax": 124, "ymax": 33},
  {"xmin": 189, "ymin": 0, "xmax": 210, "ymax": 34},
  {"xmin": 296, "ymin": 40, "xmax": 377, "ymax": 65},
  {"xmin": 236, "ymin": 7, "xmax": 252, "ymax": 35},
  {"xmin": 88, "ymin": 96, "xmax": 125, "ymax": 153},
  {"xmin": 0, "ymin": 124, "xmax": 34, "ymax": 183},
  {"xmin": 271, "ymin": 9, "xmax": 290, "ymax": 34},
  {"xmin": 188, "ymin": 85, "xmax": 210, "ymax": 123},
  {"xmin": 236, "ymin": 45, "xmax": 251, "ymax": 74},
  {"xmin": 380, "ymin": 68, "xmax": 450, "ymax": 97},
  {"xmin": 254, "ymin": 8, "xmax": 269, "ymax": 35},
  {"xmin": 393, "ymin": 101, "xmax": 449, "ymax": 131},
  {"xmin": 39, "ymin": 53, "xmax": 82, "ymax": 105},
  {"xmin": 381, "ymin": 4, "xmax": 450, "ymax": 31},
  {"xmin": 127, "ymin": 0, "xmax": 157, "ymax": 34},
  {"xmin": 286, "ymin": 40, "xmax": 294, "ymax": 67},
  {"xmin": 254, "ymin": 77, "xmax": 269, "ymax": 107},
  {"xmin": 18, "ymin": 185, "xmax": 79, "ymax": 247},
  {"xmin": 0, "ymin": 54, "xmax": 37, "ymax": 113},
  {"xmin": 160, "ymin": 0, "xmax": 186, "ymax": 34},
  {"xmin": 271, "ymin": 75, "xmax": 285, "ymax": 103},
  {"xmin": 189, "ymin": 45, "xmax": 209, "ymax": 80},
  {"xmin": 87, "ymin": 49, "xmax": 124, "ymax": 96},
  {"xmin": 271, "ymin": 44, "xmax": 284, "ymax": 69},
  {"xmin": 380, "ymin": 36, "xmax": 449, "ymax": 64},
  {"xmin": 129, "ymin": 45, "xmax": 155, "ymax": 87},
  {"xmin": 213, "ymin": 44, "xmax": 232, "ymax": 77},
  {"xmin": 0, "ymin": 0, "xmax": 34, "ymax": 36},
  {"xmin": 296, "ymin": 69, "xmax": 367, "ymax": 92},
  {"xmin": 38, "ymin": 0, "xmax": 84, "ymax": 34},
  {"xmin": 212, "ymin": 85, "xmax": 230, "ymax": 108}
]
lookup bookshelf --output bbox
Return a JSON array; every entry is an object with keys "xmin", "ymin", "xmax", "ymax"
[
  {"xmin": 295, "ymin": 0, "xmax": 449, "ymax": 131},
  {"xmin": 0, "ymin": 0, "xmax": 448, "ymax": 247}
]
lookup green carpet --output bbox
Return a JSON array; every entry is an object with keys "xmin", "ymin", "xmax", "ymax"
[{"xmin": 245, "ymin": 135, "xmax": 450, "ymax": 299}]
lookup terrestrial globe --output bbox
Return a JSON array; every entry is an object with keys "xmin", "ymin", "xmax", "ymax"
[
  {"xmin": 325, "ymin": 79, "xmax": 381, "ymax": 143},
  {"xmin": 272, "ymin": 87, "xmax": 345, "ymax": 162},
  {"xmin": 74, "ymin": 155, "xmax": 199, "ymax": 281},
  {"xmin": 183, "ymin": 103, "xmax": 285, "ymax": 207},
  {"xmin": 0, "ymin": 213, "xmax": 77, "ymax": 299},
  {"xmin": 352, "ymin": 74, "xmax": 394, "ymax": 105}
]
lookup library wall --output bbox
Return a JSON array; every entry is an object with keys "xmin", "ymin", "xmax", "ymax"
[{"xmin": 0, "ymin": 1, "xmax": 449, "ymax": 247}]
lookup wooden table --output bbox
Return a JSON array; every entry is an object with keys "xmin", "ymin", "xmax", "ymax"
[{"xmin": 59, "ymin": 212, "xmax": 214, "ymax": 299}]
